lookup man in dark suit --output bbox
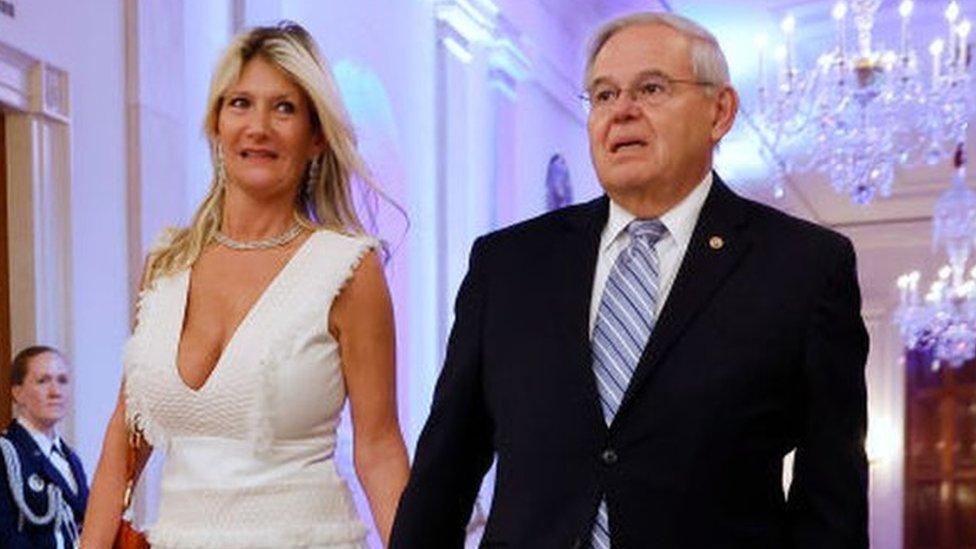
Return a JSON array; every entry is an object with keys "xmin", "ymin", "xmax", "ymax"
[
  {"xmin": 391, "ymin": 12, "xmax": 868, "ymax": 549},
  {"xmin": 0, "ymin": 346, "xmax": 88, "ymax": 548}
]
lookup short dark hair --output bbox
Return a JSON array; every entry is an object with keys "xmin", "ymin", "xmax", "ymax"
[{"xmin": 10, "ymin": 345, "xmax": 62, "ymax": 386}]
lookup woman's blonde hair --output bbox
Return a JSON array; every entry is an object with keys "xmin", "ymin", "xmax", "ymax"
[{"xmin": 144, "ymin": 22, "xmax": 388, "ymax": 285}]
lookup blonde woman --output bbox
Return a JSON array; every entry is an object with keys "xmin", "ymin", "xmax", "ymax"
[{"xmin": 82, "ymin": 22, "xmax": 409, "ymax": 548}]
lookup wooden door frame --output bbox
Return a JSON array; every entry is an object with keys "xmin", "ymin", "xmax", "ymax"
[{"xmin": 0, "ymin": 111, "xmax": 9, "ymax": 426}]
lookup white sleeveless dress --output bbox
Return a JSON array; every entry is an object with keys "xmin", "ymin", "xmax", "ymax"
[{"xmin": 123, "ymin": 230, "xmax": 376, "ymax": 548}]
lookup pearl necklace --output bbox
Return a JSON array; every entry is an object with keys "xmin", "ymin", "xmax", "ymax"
[{"xmin": 213, "ymin": 223, "xmax": 304, "ymax": 250}]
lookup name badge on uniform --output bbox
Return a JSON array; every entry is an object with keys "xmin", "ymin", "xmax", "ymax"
[{"xmin": 27, "ymin": 473, "xmax": 44, "ymax": 492}]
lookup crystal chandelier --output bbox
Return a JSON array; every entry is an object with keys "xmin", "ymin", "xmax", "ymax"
[
  {"xmin": 895, "ymin": 137, "xmax": 975, "ymax": 368},
  {"xmin": 752, "ymin": 0, "xmax": 972, "ymax": 204}
]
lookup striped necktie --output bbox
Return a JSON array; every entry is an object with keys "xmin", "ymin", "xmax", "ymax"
[{"xmin": 590, "ymin": 218, "xmax": 667, "ymax": 548}]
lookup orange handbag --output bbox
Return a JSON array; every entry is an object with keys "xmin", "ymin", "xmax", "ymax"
[
  {"xmin": 112, "ymin": 432, "xmax": 149, "ymax": 549},
  {"xmin": 113, "ymin": 520, "xmax": 149, "ymax": 549}
]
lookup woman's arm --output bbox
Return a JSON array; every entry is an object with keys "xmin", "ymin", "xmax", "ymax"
[
  {"xmin": 331, "ymin": 250, "xmax": 409, "ymax": 546},
  {"xmin": 80, "ymin": 388, "xmax": 151, "ymax": 549}
]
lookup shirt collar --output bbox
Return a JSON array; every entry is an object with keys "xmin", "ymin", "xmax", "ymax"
[
  {"xmin": 601, "ymin": 171, "xmax": 713, "ymax": 251},
  {"xmin": 17, "ymin": 417, "xmax": 62, "ymax": 457}
]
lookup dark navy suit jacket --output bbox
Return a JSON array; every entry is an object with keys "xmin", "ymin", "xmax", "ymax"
[
  {"xmin": 392, "ymin": 176, "xmax": 869, "ymax": 548},
  {"xmin": 0, "ymin": 420, "xmax": 89, "ymax": 548}
]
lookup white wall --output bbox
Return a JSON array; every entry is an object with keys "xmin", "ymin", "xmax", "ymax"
[
  {"xmin": 0, "ymin": 0, "xmax": 129, "ymax": 472},
  {"xmin": 183, "ymin": 3, "xmax": 234, "ymax": 218}
]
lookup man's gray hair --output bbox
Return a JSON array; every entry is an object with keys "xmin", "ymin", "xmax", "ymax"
[{"xmin": 584, "ymin": 12, "xmax": 731, "ymax": 89}]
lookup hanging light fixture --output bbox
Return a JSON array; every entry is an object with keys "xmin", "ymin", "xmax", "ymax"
[
  {"xmin": 752, "ymin": 0, "xmax": 972, "ymax": 204},
  {"xmin": 895, "ymin": 137, "xmax": 975, "ymax": 368}
]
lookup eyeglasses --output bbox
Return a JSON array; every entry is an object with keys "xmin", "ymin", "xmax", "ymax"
[{"xmin": 580, "ymin": 74, "xmax": 716, "ymax": 113}]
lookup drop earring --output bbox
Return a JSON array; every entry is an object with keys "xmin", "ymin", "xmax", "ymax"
[
  {"xmin": 216, "ymin": 144, "xmax": 227, "ymax": 188},
  {"xmin": 305, "ymin": 157, "xmax": 321, "ymax": 197}
]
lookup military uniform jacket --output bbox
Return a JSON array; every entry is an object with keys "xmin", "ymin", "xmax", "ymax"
[{"xmin": 0, "ymin": 420, "xmax": 88, "ymax": 548}]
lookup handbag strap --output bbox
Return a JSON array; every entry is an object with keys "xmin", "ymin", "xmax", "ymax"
[{"xmin": 122, "ymin": 430, "xmax": 139, "ymax": 510}]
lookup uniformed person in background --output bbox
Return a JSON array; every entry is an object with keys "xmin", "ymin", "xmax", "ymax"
[{"xmin": 0, "ymin": 345, "xmax": 88, "ymax": 548}]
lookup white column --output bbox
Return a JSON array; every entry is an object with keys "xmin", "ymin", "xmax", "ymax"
[
  {"xmin": 6, "ymin": 114, "xmax": 71, "ymax": 355},
  {"xmin": 863, "ymin": 305, "xmax": 904, "ymax": 549},
  {"xmin": 183, "ymin": 2, "xmax": 233, "ymax": 213},
  {"xmin": 433, "ymin": 0, "xmax": 497, "ymax": 354},
  {"xmin": 124, "ymin": 0, "xmax": 187, "ymax": 296},
  {"xmin": 486, "ymin": 29, "xmax": 529, "ymax": 228}
]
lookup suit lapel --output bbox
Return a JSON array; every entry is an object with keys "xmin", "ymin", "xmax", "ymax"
[
  {"xmin": 614, "ymin": 177, "xmax": 752, "ymax": 422},
  {"xmin": 550, "ymin": 196, "xmax": 608, "ymax": 428}
]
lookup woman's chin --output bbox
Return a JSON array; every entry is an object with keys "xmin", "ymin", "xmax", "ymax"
[
  {"xmin": 229, "ymin": 174, "xmax": 298, "ymax": 198},
  {"xmin": 42, "ymin": 411, "xmax": 66, "ymax": 424}
]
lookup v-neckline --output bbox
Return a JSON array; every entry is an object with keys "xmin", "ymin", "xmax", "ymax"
[{"xmin": 172, "ymin": 232, "xmax": 316, "ymax": 393}]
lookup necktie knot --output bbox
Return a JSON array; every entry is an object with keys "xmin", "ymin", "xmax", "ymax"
[{"xmin": 628, "ymin": 218, "xmax": 667, "ymax": 245}]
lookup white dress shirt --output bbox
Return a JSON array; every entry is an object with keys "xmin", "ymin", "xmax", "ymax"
[{"xmin": 589, "ymin": 173, "xmax": 713, "ymax": 335}]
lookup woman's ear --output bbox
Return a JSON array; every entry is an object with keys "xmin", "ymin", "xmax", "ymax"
[{"xmin": 310, "ymin": 131, "xmax": 326, "ymax": 158}]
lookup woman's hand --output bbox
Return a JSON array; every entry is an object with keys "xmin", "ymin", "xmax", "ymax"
[{"xmin": 79, "ymin": 388, "xmax": 151, "ymax": 549}]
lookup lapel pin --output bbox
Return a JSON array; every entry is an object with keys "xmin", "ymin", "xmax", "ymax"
[
  {"xmin": 709, "ymin": 236, "xmax": 724, "ymax": 250},
  {"xmin": 28, "ymin": 473, "xmax": 44, "ymax": 492}
]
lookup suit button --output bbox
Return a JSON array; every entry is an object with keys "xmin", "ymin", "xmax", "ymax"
[{"xmin": 601, "ymin": 448, "xmax": 618, "ymax": 465}]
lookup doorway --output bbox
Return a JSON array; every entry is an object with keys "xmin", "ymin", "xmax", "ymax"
[{"xmin": 904, "ymin": 350, "xmax": 976, "ymax": 548}]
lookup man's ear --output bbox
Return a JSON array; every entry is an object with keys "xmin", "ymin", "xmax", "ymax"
[{"xmin": 710, "ymin": 86, "xmax": 739, "ymax": 142}]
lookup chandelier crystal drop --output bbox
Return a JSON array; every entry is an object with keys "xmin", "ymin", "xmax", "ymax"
[{"xmin": 752, "ymin": 0, "xmax": 972, "ymax": 204}]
